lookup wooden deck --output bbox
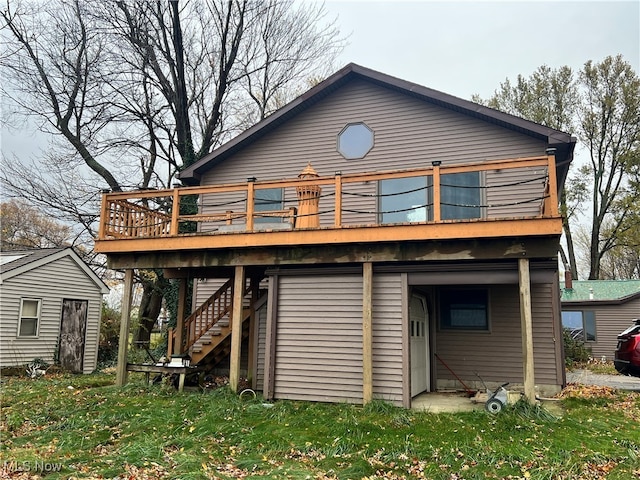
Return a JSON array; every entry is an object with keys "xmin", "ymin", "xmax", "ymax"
[{"xmin": 95, "ymin": 155, "xmax": 560, "ymax": 258}]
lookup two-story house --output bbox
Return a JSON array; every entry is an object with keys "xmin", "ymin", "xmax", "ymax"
[{"xmin": 95, "ymin": 63, "xmax": 576, "ymax": 407}]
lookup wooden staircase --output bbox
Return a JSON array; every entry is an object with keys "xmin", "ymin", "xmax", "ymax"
[{"xmin": 168, "ymin": 278, "xmax": 266, "ymax": 366}]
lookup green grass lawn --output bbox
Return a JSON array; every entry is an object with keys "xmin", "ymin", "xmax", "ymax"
[{"xmin": 1, "ymin": 373, "xmax": 639, "ymax": 479}]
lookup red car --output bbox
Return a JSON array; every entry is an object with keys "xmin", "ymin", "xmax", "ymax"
[{"xmin": 614, "ymin": 319, "xmax": 640, "ymax": 376}]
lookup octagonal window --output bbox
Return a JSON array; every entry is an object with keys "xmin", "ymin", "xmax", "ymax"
[{"xmin": 337, "ymin": 122, "xmax": 374, "ymax": 159}]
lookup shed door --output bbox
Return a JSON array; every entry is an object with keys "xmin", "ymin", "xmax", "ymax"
[
  {"xmin": 410, "ymin": 294, "xmax": 429, "ymax": 396},
  {"xmin": 59, "ymin": 299, "xmax": 88, "ymax": 373}
]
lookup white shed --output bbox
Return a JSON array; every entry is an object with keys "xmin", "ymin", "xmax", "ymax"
[{"xmin": 0, "ymin": 248, "xmax": 109, "ymax": 373}]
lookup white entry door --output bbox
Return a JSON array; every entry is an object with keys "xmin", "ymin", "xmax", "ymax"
[{"xmin": 410, "ymin": 294, "xmax": 430, "ymax": 397}]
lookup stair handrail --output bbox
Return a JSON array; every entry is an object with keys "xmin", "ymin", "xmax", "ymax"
[
  {"xmin": 183, "ymin": 278, "xmax": 233, "ymax": 352},
  {"xmin": 172, "ymin": 277, "xmax": 257, "ymax": 354}
]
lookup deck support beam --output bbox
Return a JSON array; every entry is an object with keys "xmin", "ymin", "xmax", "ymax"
[
  {"xmin": 362, "ymin": 262, "xmax": 373, "ymax": 404},
  {"xmin": 229, "ymin": 265, "xmax": 245, "ymax": 392},
  {"xmin": 116, "ymin": 269, "xmax": 134, "ymax": 387},
  {"xmin": 519, "ymin": 258, "xmax": 536, "ymax": 403}
]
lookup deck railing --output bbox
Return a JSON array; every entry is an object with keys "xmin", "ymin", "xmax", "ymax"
[{"xmin": 97, "ymin": 154, "xmax": 558, "ymax": 242}]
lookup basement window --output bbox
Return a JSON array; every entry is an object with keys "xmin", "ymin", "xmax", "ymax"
[{"xmin": 18, "ymin": 298, "xmax": 41, "ymax": 337}]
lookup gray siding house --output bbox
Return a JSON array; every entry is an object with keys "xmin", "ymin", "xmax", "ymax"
[
  {"xmin": 0, "ymin": 248, "xmax": 109, "ymax": 373},
  {"xmin": 561, "ymin": 279, "xmax": 640, "ymax": 360},
  {"xmin": 96, "ymin": 64, "xmax": 576, "ymax": 406}
]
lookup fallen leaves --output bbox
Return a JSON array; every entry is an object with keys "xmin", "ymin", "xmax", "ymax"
[{"xmin": 557, "ymin": 383, "xmax": 617, "ymax": 399}]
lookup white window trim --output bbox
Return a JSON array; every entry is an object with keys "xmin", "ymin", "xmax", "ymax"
[{"xmin": 18, "ymin": 297, "xmax": 42, "ymax": 338}]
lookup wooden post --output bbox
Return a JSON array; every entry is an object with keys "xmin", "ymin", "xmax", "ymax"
[
  {"xmin": 167, "ymin": 328, "xmax": 174, "ymax": 358},
  {"xmin": 334, "ymin": 173, "xmax": 342, "ymax": 227},
  {"xmin": 519, "ymin": 258, "xmax": 536, "ymax": 403},
  {"xmin": 174, "ymin": 277, "xmax": 187, "ymax": 355},
  {"xmin": 362, "ymin": 262, "xmax": 373, "ymax": 404},
  {"xmin": 116, "ymin": 269, "xmax": 134, "ymax": 387},
  {"xmin": 432, "ymin": 163, "xmax": 441, "ymax": 222},
  {"xmin": 229, "ymin": 265, "xmax": 245, "ymax": 392},
  {"xmin": 546, "ymin": 152, "xmax": 559, "ymax": 216},
  {"xmin": 98, "ymin": 192, "xmax": 109, "ymax": 239},
  {"xmin": 170, "ymin": 189, "xmax": 180, "ymax": 236},
  {"xmin": 246, "ymin": 182, "xmax": 255, "ymax": 232}
]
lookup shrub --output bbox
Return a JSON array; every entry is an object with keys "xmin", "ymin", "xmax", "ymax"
[
  {"xmin": 97, "ymin": 303, "xmax": 121, "ymax": 367},
  {"xmin": 563, "ymin": 328, "xmax": 591, "ymax": 367}
]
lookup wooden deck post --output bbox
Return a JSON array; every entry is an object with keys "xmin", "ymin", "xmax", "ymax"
[
  {"xmin": 174, "ymin": 277, "xmax": 187, "ymax": 355},
  {"xmin": 229, "ymin": 265, "xmax": 245, "ymax": 392},
  {"xmin": 246, "ymin": 182, "xmax": 255, "ymax": 232},
  {"xmin": 432, "ymin": 162, "xmax": 441, "ymax": 222},
  {"xmin": 362, "ymin": 262, "xmax": 373, "ymax": 404},
  {"xmin": 519, "ymin": 258, "xmax": 536, "ymax": 403},
  {"xmin": 170, "ymin": 189, "xmax": 180, "ymax": 236},
  {"xmin": 334, "ymin": 172, "xmax": 342, "ymax": 227},
  {"xmin": 116, "ymin": 269, "xmax": 134, "ymax": 387}
]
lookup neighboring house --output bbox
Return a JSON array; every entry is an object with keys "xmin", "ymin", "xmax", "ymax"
[
  {"xmin": 561, "ymin": 279, "xmax": 640, "ymax": 360},
  {"xmin": 95, "ymin": 63, "xmax": 576, "ymax": 407},
  {"xmin": 0, "ymin": 248, "xmax": 109, "ymax": 373}
]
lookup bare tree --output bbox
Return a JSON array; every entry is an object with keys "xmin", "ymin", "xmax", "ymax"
[
  {"xmin": 1, "ymin": 0, "xmax": 344, "ymax": 346},
  {"xmin": 473, "ymin": 65, "xmax": 583, "ymax": 278},
  {"xmin": 579, "ymin": 55, "xmax": 640, "ymax": 279}
]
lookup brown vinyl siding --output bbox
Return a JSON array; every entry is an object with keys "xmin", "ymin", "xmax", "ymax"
[
  {"xmin": 0, "ymin": 256, "xmax": 103, "ymax": 373},
  {"xmin": 372, "ymin": 273, "xmax": 404, "ymax": 404},
  {"xmin": 199, "ymin": 80, "xmax": 547, "ymax": 223},
  {"xmin": 563, "ymin": 297, "xmax": 640, "ymax": 360},
  {"xmin": 531, "ymin": 283, "xmax": 560, "ymax": 382},
  {"xmin": 273, "ymin": 274, "xmax": 363, "ymax": 403},
  {"xmin": 435, "ymin": 284, "xmax": 559, "ymax": 388}
]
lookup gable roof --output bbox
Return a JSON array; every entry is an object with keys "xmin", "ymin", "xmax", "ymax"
[
  {"xmin": 561, "ymin": 280, "xmax": 640, "ymax": 305},
  {"xmin": 179, "ymin": 63, "xmax": 577, "ymax": 186},
  {"xmin": 0, "ymin": 247, "xmax": 109, "ymax": 294}
]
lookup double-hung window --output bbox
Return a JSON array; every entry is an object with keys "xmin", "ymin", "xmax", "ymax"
[{"xmin": 18, "ymin": 298, "xmax": 41, "ymax": 337}]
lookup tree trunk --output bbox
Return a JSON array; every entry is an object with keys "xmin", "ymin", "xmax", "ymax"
[
  {"xmin": 562, "ymin": 217, "xmax": 579, "ymax": 280},
  {"xmin": 589, "ymin": 219, "xmax": 601, "ymax": 280},
  {"xmin": 133, "ymin": 272, "xmax": 169, "ymax": 349}
]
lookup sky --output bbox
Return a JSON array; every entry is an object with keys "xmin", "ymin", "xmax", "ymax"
[
  {"xmin": 321, "ymin": 0, "xmax": 639, "ymax": 101},
  {"xmin": 1, "ymin": 0, "xmax": 639, "ymax": 160}
]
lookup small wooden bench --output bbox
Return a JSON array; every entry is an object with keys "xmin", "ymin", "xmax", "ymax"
[{"xmin": 126, "ymin": 363, "xmax": 206, "ymax": 391}]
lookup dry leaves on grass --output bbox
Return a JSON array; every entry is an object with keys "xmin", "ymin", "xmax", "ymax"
[{"xmin": 556, "ymin": 383, "xmax": 617, "ymax": 399}]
